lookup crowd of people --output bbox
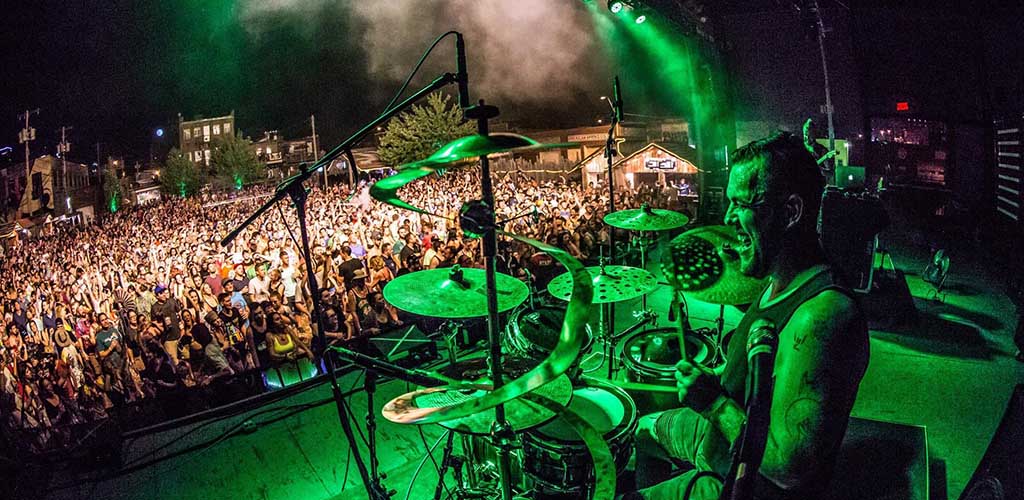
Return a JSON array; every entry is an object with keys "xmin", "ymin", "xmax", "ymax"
[{"xmin": 0, "ymin": 169, "xmax": 664, "ymax": 452}]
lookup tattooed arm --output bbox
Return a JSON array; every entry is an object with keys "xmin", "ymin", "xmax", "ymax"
[{"xmin": 759, "ymin": 290, "xmax": 868, "ymax": 489}]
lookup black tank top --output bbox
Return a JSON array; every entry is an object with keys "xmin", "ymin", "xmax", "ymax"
[
  {"xmin": 720, "ymin": 266, "xmax": 851, "ymax": 405},
  {"xmin": 716, "ymin": 265, "xmax": 862, "ymax": 498}
]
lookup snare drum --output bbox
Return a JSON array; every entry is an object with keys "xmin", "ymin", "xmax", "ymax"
[
  {"xmin": 619, "ymin": 327, "xmax": 718, "ymax": 415},
  {"xmin": 505, "ymin": 305, "xmax": 593, "ymax": 367},
  {"xmin": 522, "ymin": 379, "xmax": 636, "ymax": 497}
]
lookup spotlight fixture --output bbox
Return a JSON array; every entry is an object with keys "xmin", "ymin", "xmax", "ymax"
[
  {"xmin": 608, "ymin": 1, "xmax": 625, "ymax": 13},
  {"xmin": 635, "ymin": 14, "xmax": 647, "ymax": 24}
]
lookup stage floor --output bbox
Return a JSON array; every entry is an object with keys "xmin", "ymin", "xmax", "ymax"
[{"xmin": 35, "ymin": 228, "xmax": 1024, "ymax": 500}]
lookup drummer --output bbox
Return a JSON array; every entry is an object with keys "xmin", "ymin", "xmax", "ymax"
[{"xmin": 626, "ymin": 133, "xmax": 869, "ymax": 499}]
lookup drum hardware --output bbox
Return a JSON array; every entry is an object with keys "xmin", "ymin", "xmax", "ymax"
[
  {"xmin": 434, "ymin": 320, "xmax": 467, "ymax": 368},
  {"xmin": 547, "ymin": 259, "xmax": 658, "ymax": 380}
]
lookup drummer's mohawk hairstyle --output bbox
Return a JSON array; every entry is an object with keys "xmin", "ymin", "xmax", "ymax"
[{"xmin": 732, "ymin": 132, "xmax": 824, "ymax": 234}]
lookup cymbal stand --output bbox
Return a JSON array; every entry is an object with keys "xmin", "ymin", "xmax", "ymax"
[
  {"xmin": 462, "ymin": 100, "xmax": 516, "ymax": 500},
  {"xmin": 433, "ymin": 430, "xmax": 460, "ymax": 500},
  {"xmin": 436, "ymin": 320, "xmax": 464, "ymax": 368}
]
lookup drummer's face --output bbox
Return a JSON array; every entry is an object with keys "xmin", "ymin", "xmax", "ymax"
[{"xmin": 724, "ymin": 160, "xmax": 777, "ymax": 278}]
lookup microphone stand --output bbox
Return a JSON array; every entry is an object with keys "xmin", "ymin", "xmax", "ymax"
[
  {"xmin": 220, "ymin": 67, "xmax": 461, "ymax": 500},
  {"xmin": 604, "ymin": 80, "xmax": 621, "ymax": 380},
  {"xmin": 720, "ymin": 337, "xmax": 778, "ymax": 500}
]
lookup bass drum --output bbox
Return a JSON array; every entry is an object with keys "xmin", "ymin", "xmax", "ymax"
[
  {"xmin": 619, "ymin": 327, "xmax": 719, "ymax": 415},
  {"xmin": 505, "ymin": 304, "xmax": 593, "ymax": 373},
  {"xmin": 522, "ymin": 379, "xmax": 636, "ymax": 498}
]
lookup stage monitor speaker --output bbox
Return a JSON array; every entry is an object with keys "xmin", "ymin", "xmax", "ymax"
[
  {"xmin": 958, "ymin": 384, "xmax": 1024, "ymax": 500},
  {"xmin": 368, "ymin": 324, "xmax": 438, "ymax": 369}
]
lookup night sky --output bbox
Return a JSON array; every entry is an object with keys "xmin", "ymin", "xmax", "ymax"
[{"xmin": 2, "ymin": 1, "xmax": 1020, "ymax": 167}]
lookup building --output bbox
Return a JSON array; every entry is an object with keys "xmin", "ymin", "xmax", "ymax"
[
  {"xmin": 251, "ymin": 130, "xmax": 284, "ymax": 167},
  {"xmin": 16, "ymin": 155, "xmax": 96, "ymax": 222},
  {"xmin": 178, "ymin": 112, "xmax": 235, "ymax": 166}
]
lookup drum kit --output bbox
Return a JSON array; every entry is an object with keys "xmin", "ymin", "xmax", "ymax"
[
  {"xmin": 372, "ymin": 134, "xmax": 768, "ymax": 498},
  {"xmin": 218, "ymin": 32, "xmax": 769, "ymax": 500}
]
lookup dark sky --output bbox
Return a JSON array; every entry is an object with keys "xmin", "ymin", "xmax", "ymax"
[{"xmin": 2, "ymin": 1, "xmax": 1021, "ymax": 167}]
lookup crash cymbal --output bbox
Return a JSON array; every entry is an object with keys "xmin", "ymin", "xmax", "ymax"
[
  {"xmin": 662, "ymin": 225, "xmax": 768, "ymax": 305},
  {"xmin": 399, "ymin": 133, "xmax": 578, "ymax": 170},
  {"xmin": 381, "ymin": 355, "xmax": 573, "ymax": 435},
  {"xmin": 548, "ymin": 265, "xmax": 658, "ymax": 304},
  {"xmin": 382, "ymin": 265, "xmax": 528, "ymax": 319},
  {"xmin": 603, "ymin": 204, "xmax": 690, "ymax": 231}
]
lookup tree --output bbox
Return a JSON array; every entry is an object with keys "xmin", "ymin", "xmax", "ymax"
[
  {"xmin": 210, "ymin": 132, "xmax": 265, "ymax": 189},
  {"xmin": 161, "ymin": 148, "xmax": 207, "ymax": 197},
  {"xmin": 102, "ymin": 167, "xmax": 125, "ymax": 213},
  {"xmin": 377, "ymin": 92, "xmax": 475, "ymax": 167}
]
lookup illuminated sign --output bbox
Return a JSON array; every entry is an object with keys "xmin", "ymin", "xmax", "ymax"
[
  {"xmin": 645, "ymin": 158, "xmax": 676, "ymax": 170},
  {"xmin": 896, "ymin": 102, "xmax": 910, "ymax": 112}
]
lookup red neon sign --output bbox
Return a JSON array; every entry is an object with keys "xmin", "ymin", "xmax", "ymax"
[{"xmin": 896, "ymin": 101, "xmax": 909, "ymax": 111}]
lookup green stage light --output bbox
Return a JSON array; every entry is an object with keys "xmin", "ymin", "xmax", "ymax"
[
  {"xmin": 609, "ymin": 1, "xmax": 624, "ymax": 13},
  {"xmin": 635, "ymin": 14, "xmax": 647, "ymax": 24}
]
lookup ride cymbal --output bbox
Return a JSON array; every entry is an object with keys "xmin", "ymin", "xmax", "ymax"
[
  {"xmin": 603, "ymin": 204, "xmax": 690, "ymax": 231},
  {"xmin": 382, "ymin": 265, "xmax": 528, "ymax": 319}
]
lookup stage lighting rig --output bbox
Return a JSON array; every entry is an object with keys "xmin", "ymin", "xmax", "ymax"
[{"xmin": 608, "ymin": 0, "xmax": 636, "ymax": 13}]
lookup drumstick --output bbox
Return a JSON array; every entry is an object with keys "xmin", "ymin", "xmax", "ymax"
[{"xmin": 673, "ymin": 292, "xmax": 689, "ymax": 364}]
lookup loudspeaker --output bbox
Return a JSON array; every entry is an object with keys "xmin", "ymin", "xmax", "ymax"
[
  {"xmin": 368, "ymin": 324, "xmax": 438, "ymax": 368},
  {"xmin": 959, "ymin": 384, "xmax": 1024, "ymax": 500}
]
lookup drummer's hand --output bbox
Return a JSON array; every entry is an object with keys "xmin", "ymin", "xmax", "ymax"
[{"xmin": 674, "ymin": 360, "xmax": 723, "ymax": 413}]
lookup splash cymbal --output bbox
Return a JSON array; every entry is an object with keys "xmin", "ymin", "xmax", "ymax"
[{"xmin": 662, "ymin": 225, "xmax": 768, "ymax": 305}]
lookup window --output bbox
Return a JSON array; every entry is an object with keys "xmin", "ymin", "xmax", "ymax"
[
  {"xmin": 193, "ymin": 127, "xmax": 200, "ymax": 138},
  {"xmin": 223, "ymin": 122, "xmax": 231, "ymax": 134},
  {"xmin": 203, "ymin": 125, "xmax": 210, "ymax": 137},
  {"xmin": 184, "ymin": 128, "xmax": 191, "ymax": 140},
  {"xmin": 194, "ymin": 151, "xmax": 202, "ymax": 162},
  {"xmin": 204, "ymin": 149, "xmax": 211, "ymax": 164},
  {"xmin": 213, "ymin": 124, "xmax": 221, "ymax": 135}
]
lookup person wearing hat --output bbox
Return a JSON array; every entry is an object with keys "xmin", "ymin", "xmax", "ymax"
[{"xmin": 150, "ymin": 284, "xmax": 183, "ymax": 365}]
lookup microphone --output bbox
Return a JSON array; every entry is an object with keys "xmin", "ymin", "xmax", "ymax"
[
  {"xmin": 612, "ymin": 76, "xmax": 623, "ymax": 122},
  {"xmin": 455, "ymin": 32, "xmax": 470, "ymax": 110},
  {"xmin": 745, "ymin": 318, "xmax": 778, "ymax": 405}
]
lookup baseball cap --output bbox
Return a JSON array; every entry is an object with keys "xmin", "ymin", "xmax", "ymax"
[{"xmin": 154, "ymin": 284, "xmax": 168, "ymax": 294}]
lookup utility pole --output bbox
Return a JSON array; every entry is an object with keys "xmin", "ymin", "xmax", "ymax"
[
  {"xmin": 812, "ymin": 1, "xmax": 836, "ymax": 176},
  {"xmin": 57, "ymin": 126, "xmax": 72, "ymax": 215},
  {"xmin": 17, "ymin": 108, "xmax": 40, "ymax": 218},
  {"xmin": 311, "ymin": 114, "xmax": 324, "ymax": 188}
]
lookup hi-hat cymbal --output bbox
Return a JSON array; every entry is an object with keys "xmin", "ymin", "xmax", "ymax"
[
  {"xmin": 399, "ymin": 133, "xmax": 578, "ymax": 170},
  {"xmin": 662, "ymin": 225, "xmax": 768, "ymax": 305},
  {"xmin": 382, "ymin": 265, "xmax": 528, "ymax": 319},
  {"xmin": 381, "ymin": 356, "xmax": 573, "ymax": 435},
  {"xmin": 603, "ymin": 204, "xmax": 690, "ymax": 231},
  {"xmin": 548, "ymin": 265, "xmax": 658, "ymax": 304}
]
